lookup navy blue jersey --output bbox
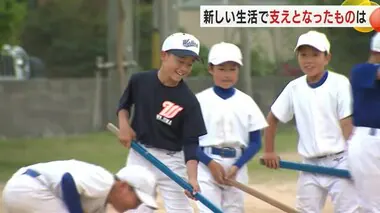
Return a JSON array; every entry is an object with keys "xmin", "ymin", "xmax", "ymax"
[
  {"xmin": 118, "ymin": 70, "xmax": 207, "ymax": 152},
  {"xmin": 350, "ymin": 63, "xmax": 380, "ymax": 128}
]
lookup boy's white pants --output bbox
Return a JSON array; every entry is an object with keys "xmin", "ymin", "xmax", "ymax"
[
  {"xmin": 125, "ymin": 146, "xmax": 193, "ymax": 213},
  {"xmin": 348, "ymin": 127, "xmax": 380, "ymax": 213},
  {"xmin": 2, "ymin": 171, "xmax": 68, "ymax": 213},
  {"xmin": 296, "ymin": 152, "xmax": 360, "ymax": 213}
]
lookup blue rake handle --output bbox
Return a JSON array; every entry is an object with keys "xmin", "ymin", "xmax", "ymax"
[
  {"xmin": 107, "ymin": 123, "xmax": 223, "ymax": 213},
  {"xmin": 260, "ymin": 158, "xmax": 351, "ymax": 179},
  {"xmin": 131, "ymin": 142, "xmax": 223, "ymax": 213}
]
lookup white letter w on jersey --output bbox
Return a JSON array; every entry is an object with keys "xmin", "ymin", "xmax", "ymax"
[{"xmin": 158, "ymin": 101, "xmax": 183, "ymax": 119}]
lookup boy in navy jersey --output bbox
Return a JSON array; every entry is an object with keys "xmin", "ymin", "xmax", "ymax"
[
  {"xmin": 348, "ymin": 32, "xmax": 380, "ymax": 212},
  {"xmin": 117, "ymin": 32, "xmax": 207, "ymax": 213}
]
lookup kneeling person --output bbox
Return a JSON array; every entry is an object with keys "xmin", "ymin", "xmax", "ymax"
[{"xmin": 2, "ymin": 159, "xmax": 158, "ymax": 213}]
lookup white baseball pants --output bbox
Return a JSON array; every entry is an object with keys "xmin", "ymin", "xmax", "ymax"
[
  {"xmin": 348, "ymin": 126, "xmax": 380, "ymax": 213},
  {"xmin": 196, "ymin": 147, "xmax": 248, "ymax": 213},
  {"xmin": 2, "ymin": 171, "xmax": 69, "ymax": 213},
  {"xmin": 296, "ymin": 152, "xmax": 361, "ymax": 213},
  {"xmin": 125, "ymin": 146, "xmax": 193, "ymax": 213}
]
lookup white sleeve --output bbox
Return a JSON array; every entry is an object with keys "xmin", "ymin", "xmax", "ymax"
[
  {"xmin": 247, "ymin": 98, "xmax": 268, "ymax": 132},
  {"xmin": 271, "ymin": 83, "xmax": 294, "ymax": 123},
  {"xmin": 337, "ymin": 77, "xmax": 353, "ymax": 120}
]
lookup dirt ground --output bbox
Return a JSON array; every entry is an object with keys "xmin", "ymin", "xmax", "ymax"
[
  {"xmin": 0, "ymin": 181, "xmax": 333, "ymax": 213},
  {"xmin": 105, "ymin": 181, "xmax": 334, "ymax": 213}
]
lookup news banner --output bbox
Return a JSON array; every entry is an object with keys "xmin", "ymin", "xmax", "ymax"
[{"xmin": 200, "ymin": 5, "xmax": 380, "ymax": 31}]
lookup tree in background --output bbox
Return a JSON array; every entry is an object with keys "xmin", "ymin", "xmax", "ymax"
[
  {"xmin": 20, "ymin": 0, "xmax": 211, "ymax": 78},
  {"xmin": 21, "ymin": 0, "xmax": 107, "ymax": 78},
  {"xmin": 20, "ymin": 0, "xmax": 370, "ymax": 78},
  {"xmin": 0, "ymin": 0, "xmax": 28, "ymax": 46},
  {"xmin": 291, "ymin": 0, "xmax": 375, "ymax": 76},
  {"xmin": 326, "ymin": 28, "xmax": 374, "ymax": 76},
  {"xmin": 136, "ymin": 3, "xmax": 153, "ymax": 72}
]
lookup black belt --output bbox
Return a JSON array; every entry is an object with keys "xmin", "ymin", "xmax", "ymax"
[
  {"xmin": 22, "ymin": 169, "xmax": 40, "ymax": 178},
  {"xmin": 201, "ymin": 147, "xmax": 242, "ymax": 158},
  {"xmin": 315, "ymin": 151, "xmax": 345, "ymax": 159},
  {"xmin": 141, "ymin": 143, "xmax": 179, "ymax": 155}
]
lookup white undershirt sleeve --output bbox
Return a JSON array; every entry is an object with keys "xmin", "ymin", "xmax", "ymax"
[
  {"xmin": 270, "ymin": 83, "xmax": 294, "ymax": 123},
  {"xmin": 337, "ymin": 77, "xmax": 353, "ymax": 120},
  {"xmin": 247, "ymin": 98, "xmax": 268, "ymax": 132}
]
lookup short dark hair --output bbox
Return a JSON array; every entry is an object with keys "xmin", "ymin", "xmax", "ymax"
[
  {"xmin": 296, "ymin": 50, "xmax": 329, "ymax": 56},
  {"xmin": 208, "ymin": 62, "xmax": 241, "ymax": 68}
]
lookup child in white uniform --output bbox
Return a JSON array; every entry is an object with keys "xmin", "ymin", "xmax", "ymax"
[
  {"xmin": 262, "ymin": 31, "xmax": 360, "ymax": 213},
  {"xmin": 196, "ymin": 42, "xmax": 268, "ymax": 213}
]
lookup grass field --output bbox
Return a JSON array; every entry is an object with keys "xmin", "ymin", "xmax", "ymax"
[
  {"xmin": 1, "ymin": 126, "xmax": 337, "ymax": 213},
  {"xmin": 0, "ymin": 126, "xmax": 299, "ymax": 182}
]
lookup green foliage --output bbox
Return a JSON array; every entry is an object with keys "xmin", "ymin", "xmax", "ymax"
[
  {"xmin": 250, "ymin": 47, "xmax": 278, "ymax": 76},
  {"xmin": 21, "ymin": 0, "xmax": 107, "ymax": 78},
  {"xmin": 136, "ymin": 4, "xmax": 153, "ymax": 71},
  {"xmin": 288, "ymin": 0, "xmax": 373, "ymax": 76},
  {"xmin": 18, "ymin": 1, "xmax": 218, "ymax": 77},
  {"xmin": 191, "ymin": 44, "xmax": 210, "ymax": 76},
  {"xmin": 325, "ymin": 28, "xmax": 373, "ymax": 76},
  {"xmin": 0, "ymin": 0, "xmax": 28, "ymax": 46},
  {"xmin": 234, "ymin": 43, "xmax": 278, "ymax": 76},
  {"xmin": 20, "ymin": 2, "xmax": 209, "ymax": 77},
  {"xmin": 14, "ymin": 0, "xmax": 372, "ymax": 78}
]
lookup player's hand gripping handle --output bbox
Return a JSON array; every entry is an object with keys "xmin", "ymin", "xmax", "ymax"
[
  {"xmin": 259, "ymin": 158, "xmax": 351, "ymax": 179},
  {"xmin": 107, "ymin": 123, "xmax": 223, "ymax": 213}
]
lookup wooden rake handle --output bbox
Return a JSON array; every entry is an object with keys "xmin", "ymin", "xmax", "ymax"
[{"xmin": 226, "ymin": 179, "xmax": 299, "ymax": 213}]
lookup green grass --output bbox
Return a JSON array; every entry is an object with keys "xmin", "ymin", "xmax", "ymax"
[
  {"xmin": 0, "ymin": 126, "xmax": 299, "ymax": 183},
  {"xmin": 0, "ymin": 132, "xmax": 127, "ymax": 181}
]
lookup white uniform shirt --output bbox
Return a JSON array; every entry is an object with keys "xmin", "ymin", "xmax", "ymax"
[
  {"xmin": 14, "ymin": 159, "xmax": 114, "ymax": 213},
  {"xmin": 271, "ymin": 72, "xmax": 352, "ymax": 158},
  {"xmin": 196, "ymin": 88, "xmax": 268, "ymax": 147}
]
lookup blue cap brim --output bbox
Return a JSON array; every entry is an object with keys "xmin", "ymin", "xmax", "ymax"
[{"xmin": 167, "ymin": 49, "xmax": 200, "ymax": 60}]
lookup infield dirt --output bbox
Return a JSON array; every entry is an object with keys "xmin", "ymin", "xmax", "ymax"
[
  {"xmin": 105, "ymin": 181, "xmax": 334, "ymax": 213},
  {"xmin": 0, "ymin": 181, "xmax": 334, "ymax": 213}
]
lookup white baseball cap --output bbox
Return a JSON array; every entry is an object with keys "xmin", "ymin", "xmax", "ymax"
[
  {"xmin": 116, "ymin": 165, "xmax": 158, "ymax": 209},
  {"xmin": 294, "ymin": 31, "xmax": 331, "ymax": 53},
  {"xmin": 208, "ymin": 42, "xmax": 243, "ymax": 66},
  {"xmin": 162, "ymin": 32, "xmax": 200, "ymax": 59},
  {"xmin": 370, "ymin": 32, "xmax": 380, "ymax": 53}
]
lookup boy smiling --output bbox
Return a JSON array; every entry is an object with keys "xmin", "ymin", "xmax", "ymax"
[
  {"xmin": 262, "ymin": 31, "xmax": 360, "ymax": 213},
  {"xmin": 117, "ymin": 32, "xmax": 207, "ymax": 213}
]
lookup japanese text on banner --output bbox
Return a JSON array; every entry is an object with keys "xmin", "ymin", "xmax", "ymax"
[{"xmin": 200, "ymin": 5, "xmax": 378, "ymax": 28}]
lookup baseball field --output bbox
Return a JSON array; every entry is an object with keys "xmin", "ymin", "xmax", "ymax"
[{"xmin": 0, "ymin": 126, "xmax": 334, "ymax": 213}]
